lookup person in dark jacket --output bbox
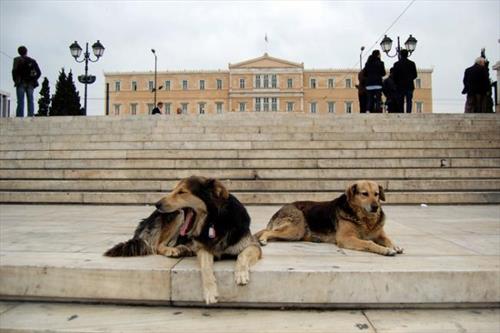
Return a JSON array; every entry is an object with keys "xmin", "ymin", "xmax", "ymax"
[
  {"xmin": 356, "ymin": 69, "xmax": 367, "ymax": 113},
  {"xmin": 363, "ymin": 50, "xmax": 386, "ymax": 113},
  {"xmin": 12, "ymin": 46, "xmax": 41, "ymax": 117},
  {"xmin": 383, "ymin": 68, "xmax": 399, "ymax": 113},
  {"xmin": 462, "ymin": 57, "xmax": 490, "ymax": 113},
  {"xmin": 393, "ymin": 49, "xmax": 417, "ymax": 113},
  {"xmin": 151, "ymin": 102, "xmax": 163, "ymax": 115}
]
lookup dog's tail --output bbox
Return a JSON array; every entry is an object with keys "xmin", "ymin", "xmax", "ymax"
[{"xmin": 104, "ymin": 238, "xmax": 152, "ymax": 257}]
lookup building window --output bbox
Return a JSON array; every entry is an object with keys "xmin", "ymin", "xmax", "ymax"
[
  {"xmin": 198, "ymin": 102, "xmax": 205, "ymax": 114},
  {"xmin": 239, "ymin": 102, "xmax": 246, "ymax": 112},
  {"xmin": 130, "ymin": 103, "xmax": 137, "ymax": 115},
  {"xmin": 310, "ymin": 102, "xmax": 317, "ymax": 113},
  {"xmin": 310, "ymin": 78, "xmax": 316, "ymax": 89},
  {"xmin": 216, "ymin": 102, "xmax": 223, "ymax": 113},
  {"xmin": 114, "ymin": 104, "xmax": 120, "ymax": 115},
  {"xmin": 287, "ymin": 102, "xmax": 294, "ymax": 112},
  {"xmin": 216, "ymin": 79, "xmax": 222, "ymax": 90},
  {"xmin": 256, "ymin": 75, "xmax": 261, "ymax": 88},
  {"xmin": 115, "ymin": 81, "xmax": 121, "ymax": 92},
  {"xmin": 263, "ymin": 97, "xmax": 269, "ymax": 111},
  {"xmin": 148, "ymin": 81, "xmax": 154, "ymax": 91},
  {"xmin": 271, "ymin": 74, "xmax": 277, "ymax": 88},
  {"xmin": 240, "ymin": 78, "xmax": 245, "ymax": 89},
  {"xmin": 328, "ymin": 101, "xmax": 336, "ymax": 113},
  {"xmin": 345, "ymin": 78, "xmax": 352, "ymax": 88},
  {"xmin": 415, "ymin": 78, "xmax": 422, "ymax": 89},
  {"xmin": 165, "ymin": 80, "xmax": 171, "ymax": 91},
  {"xmin": 147, "ymin": 103, "xmax": 154, "ymax": 114},
  {"xmin": 328, "ymin": 78, "xmax": 335, "ymax": 88},
  {"xmin": 199, "ymin": 80, "xmax": 205, "ymax": 90},
  {"xmin": 287, "ymin": 78, "xmax": 293, "ymax": 89},
  {"xmin": 131, "ymin": 81, "xmax": 137, "ymax": 91},
  {"xmin": 182, "ymin": 80, "xmax": 188, "ymax": 90},
  {"xmin": 165, "ymin": 103, "xmax": 171, "ymax": 115},
  {"xmin": 255, "ymin": 97, "xmax": 261, "ymax": 112},
  {"xmin": 271, "ymin": 97, "xmax": 278, "ymax": 111},
  {"xmin": 263, "ymin": 75, "xmax": 269, "ymax": 88},
  {"xmin": 345, "ymin": 101, "xmax": 353, "ymax": 113},
  {"xmin": 415, "ymin": 101, "xmax": 423, "ymax": 113},
  {"xmin": 181, "ymin": 103, "xmax": 188, "ymax": 114}
]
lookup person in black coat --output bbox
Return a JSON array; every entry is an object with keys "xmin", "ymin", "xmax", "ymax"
[
  {"xmin": 383, "ymin": 68, "xmax": 399, "ymax": 113},
  {"xmin": 462, "ymin": 57, "xmax": 490, "ymax": 113},
  {"xmin": 363, "ymin": 50, "xmax": 386, "ymax": 113},
  {"xmin": 12, "ymin": 46, "xmax": 41, "ymax": 117},
  {"xmin": 393, "ymin": 49, "xmax": 417, "ymax": 113}
]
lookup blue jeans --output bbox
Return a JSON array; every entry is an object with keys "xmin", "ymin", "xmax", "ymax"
[
  {"xmin": 16, "ymin": 84, "xmax": 35, "ymax": 117},
  {"xmin": 398, "ymin": 90, "xmax": 414, "ymax": 113}
]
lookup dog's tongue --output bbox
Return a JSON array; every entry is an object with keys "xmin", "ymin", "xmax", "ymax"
[{"xmin": 180, "ymin": 210, "xmax": 194, "ymax": 236}]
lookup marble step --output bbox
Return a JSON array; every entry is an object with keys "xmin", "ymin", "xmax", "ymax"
[
  {"xmin": 2, "ymin": 179, "xmax": 499, "ymax": 192},
  {"xmin": 1, "ymin": 302, "xmax": 498, "ymax": 333},
  {"xmin": 0, "ymin": 204, "xmax": 499, "ymax": 308},
  {"xmin": 1, "ymin": 191, "xmax": 499, "ymax": 204}
]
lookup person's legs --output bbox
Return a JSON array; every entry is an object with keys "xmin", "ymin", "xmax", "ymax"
[
  {"xmin": 26, "ymin": 85, "xmax": 35, "ymax": 117},
  {"xmin": 16, "ymin": 85, "xmax": 26, "ymax": 117},
  {"xmin": 396, "ymin": 91, "xmax": 405, "ymax": 113},
  {"xmin": 464, "ymin": 94, "xmax": 474, "ymax": 113},
  {"xmin": 366, "ymin": 90, "xmax": 374, "ymax": 113},
  {"xmin": 405, "ymin": 90, "xmax": 414, "ymax": 113}
]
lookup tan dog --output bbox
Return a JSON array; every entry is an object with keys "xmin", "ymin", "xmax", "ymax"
[
  {"xmin": 255, "ymin": 180, "xmax": 403, "ymax": 256},
  {"xmin": 155, "ymin": 176, "xmax": 261, "ymax": 304}
]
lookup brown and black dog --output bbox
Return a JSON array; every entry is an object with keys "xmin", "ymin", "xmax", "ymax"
[
  {"xmin": 155, "ymin": 176, "xmax": 262, "ymax": 304},
  {"xmin": 255, "ymin": 180, "xmax": 403, "ymax": 256}
]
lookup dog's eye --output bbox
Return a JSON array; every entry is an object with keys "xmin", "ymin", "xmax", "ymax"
[
  {"xmin": 362, "ymin": 192, "xmax": 369, "ymax": 197},
  {"xmin": 375, "ymin": 192, "xmax": 379, "ymax": 196},
  {"xmin": 177, "ymin": 189, "xmax": 187, "ymax": 194}
]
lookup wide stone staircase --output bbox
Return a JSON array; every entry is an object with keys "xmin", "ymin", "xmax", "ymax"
[
  {"xmin": 1, "ymin": 113, "xmax": 500, "ymax": 318},
  {"xmin": 1, "ymin": 113, "xmax": 500, "ymax": 204}
]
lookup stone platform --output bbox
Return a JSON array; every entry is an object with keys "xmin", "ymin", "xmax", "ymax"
[{"xmin": 1, "ymin": 204, "xmax": 499, "ymax": 308}]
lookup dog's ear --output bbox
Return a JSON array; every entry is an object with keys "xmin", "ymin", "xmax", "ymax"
[
  {"xmin": 206, "ymin": 178, "xmax": 229, "ymax": 200},
  {"xmin": 378, "ymin": 185, "xmax": 386, "ymax": 202},
  {"xmin": 346, "ymin": 183, "xmax": 357, "ymax": 201}
]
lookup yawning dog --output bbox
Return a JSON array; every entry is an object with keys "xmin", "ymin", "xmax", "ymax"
[{"xmin": 155, "ymin": 176, "xmax": 262, "ymax": 304}]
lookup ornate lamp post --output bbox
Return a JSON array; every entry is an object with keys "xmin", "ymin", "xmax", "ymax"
[
  {"xmin": 151, "ymin": 48, "xmax": 157, "ymax": 107},
  {"xmin": 69, "ymin": 40, "xmax": 105, "ymax": 115},
  {"xmin": 359, "ymin": 46, "xmax": 365, "ymax": 70},
  {"xmin": 380, "ymin": 34, "xmax": 417, "ymax": 59}
]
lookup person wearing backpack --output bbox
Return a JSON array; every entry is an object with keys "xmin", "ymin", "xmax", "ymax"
[{"xmin": 12, "ymin": 46, "xmax": 41, "ymax": 117}]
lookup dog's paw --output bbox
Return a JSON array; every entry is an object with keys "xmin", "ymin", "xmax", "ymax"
[
  {"xmin": 258, "ymin": 238, "xmax": 268, "ymax": 246},
  {"xmin": 203, "ymin": 284, "xmax": 219, "ymax": 305},
  {"xmin": 393, "ymin": 245, "xmax": 404, "ymax": 254},
  {"xmin": 235, "ymin": 269, "xmax": 250, "ymax": 285},
  {"xmin": 163, "ymin": 247, "xmax": 181, "ymax": 257},
  {"xmin": 383, "ymin": 247, "xmax": 397, "ymax": 256}
]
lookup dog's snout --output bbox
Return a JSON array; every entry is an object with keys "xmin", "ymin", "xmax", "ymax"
[
  {"xmin": 155, "ymin": 201, "xmax": 162, "ymax": 210},
  {"xmin": 370, "ymin": 203, "xmax": 379, "ymax": 212}
]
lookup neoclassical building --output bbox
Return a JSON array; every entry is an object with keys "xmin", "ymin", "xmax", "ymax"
[{"xmin": 104, "ymin": 53, "xmax": 433, "ymax": 115}]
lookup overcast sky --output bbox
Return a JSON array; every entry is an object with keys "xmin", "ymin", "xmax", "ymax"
[{"xmin": 1, "ymin": 0, "xmax": 498, "ymax": 115}]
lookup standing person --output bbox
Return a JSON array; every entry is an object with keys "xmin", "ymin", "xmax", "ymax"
[
  {"xmin": 151, "ymin": 102, "xmax": 163, "ymax": 115},
  {"xmin": 356, "ymin": 69, "xmax": 367, "ymax": 113},
  {"xmin": 11, "ymin": 46, "xmax": 41, "ymax": 117},
  {"xmin": 393, "ymin": 49, "xmax": 417, "ymax": 113},
  {"xmin": 462, "ymin": 57, "xmax": 490, "ymax": 113},
  {"xmin": 383, "ymin": 68, "xmax": 399, "ymax": 113},
  {"xmin": 363, "ymin": 50, "xmax": 386, "ymax": 113}
]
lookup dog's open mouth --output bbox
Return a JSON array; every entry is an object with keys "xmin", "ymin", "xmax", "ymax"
[{"xmin": 180, "ymin": 208, "xmax": 196, "ymax": 236}]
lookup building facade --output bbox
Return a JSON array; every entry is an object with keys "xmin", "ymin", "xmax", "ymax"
[{"xmin": 104, "ymin": 53, "xmax": 433, "ymax": 115}]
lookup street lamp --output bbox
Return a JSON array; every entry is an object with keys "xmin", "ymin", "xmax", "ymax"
[
  {"xmin": 151, "ymin": 48, "xmax": 157, "ymax": 108},
  {"xmin": 359, "ymin": 46, "xmax": 365, "ymax": 70},
  {"xmin": 69, "ymin": 40, "xmax": 105, "ymax": 115},
  {"xmin": 380, "ymin": 34, "xmax": 417, "ymax": 59}
]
